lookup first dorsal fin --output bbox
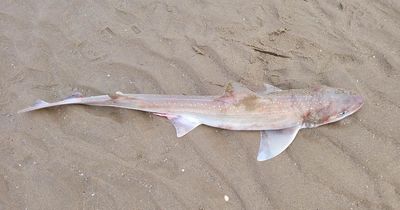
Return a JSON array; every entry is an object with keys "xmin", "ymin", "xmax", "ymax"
[
  {"xmin": 108, "ymin": 91, "xmax": 127, "ymax": 100},
  {"xmin": 218, "ymin": 82, "xmax": 258, "ymax": 103},
  {"xmin": 223, "ymin": 82, "xmax": 256, "ymax": 97},
  {"xmin": 257, "ymin": 84, "xmax": 282, "ymax": 95}
]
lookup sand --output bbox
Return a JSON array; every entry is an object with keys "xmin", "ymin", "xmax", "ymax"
[{"xmin": 1, "ymin": 0, "xmax": 400, "ymax": 209}]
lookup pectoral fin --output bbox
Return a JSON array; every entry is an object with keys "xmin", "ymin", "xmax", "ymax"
[{"xmin": 257, "ymin": 126, "xmax": 301, "ymax": 161}]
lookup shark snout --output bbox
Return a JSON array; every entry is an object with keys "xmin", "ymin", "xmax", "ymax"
[
  {"xmin": 354, "ymin": 95, "xmax": 364, "ymax": 106},
  {"xmin": 350, "ymin": 95, "xmax": 364, "ymax": 113}
]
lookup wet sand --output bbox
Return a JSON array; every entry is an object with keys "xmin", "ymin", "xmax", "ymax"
[{"xmin": 1, "ymin": 0, "xmax": 400, "ymax": 209}]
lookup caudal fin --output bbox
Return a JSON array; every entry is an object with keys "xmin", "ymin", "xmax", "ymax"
[
  {"xmin": 18, "ymin": 99, "xmax": 51, "ymax": 113},
  {"xmin": 18, "ymin": 92, "xmax": 84, "ymax": 113}
]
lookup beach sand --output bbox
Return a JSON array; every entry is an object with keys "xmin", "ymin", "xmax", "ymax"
[{"xmin": 1, "ymin": 0, "xmax": 400, "ymax": 209}]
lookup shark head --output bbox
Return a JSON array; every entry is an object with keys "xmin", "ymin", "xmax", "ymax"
[{"xmin": 303, "ymin": 86, "xmax": 364, "ymax": 128}]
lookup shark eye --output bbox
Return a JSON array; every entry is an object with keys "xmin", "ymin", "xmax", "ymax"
[{"xmin": 339, "ymin": 111, "xmax": 347, "ymax": 116}]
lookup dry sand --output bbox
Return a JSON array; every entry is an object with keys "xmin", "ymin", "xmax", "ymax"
[{"xmin": 1, "ymin": 0, "xmax": 400, "ymax": 209}]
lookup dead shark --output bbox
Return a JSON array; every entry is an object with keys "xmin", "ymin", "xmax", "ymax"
[{"xmin": 19, "ymin": 82, "xmax": 364, "ymax": 161}]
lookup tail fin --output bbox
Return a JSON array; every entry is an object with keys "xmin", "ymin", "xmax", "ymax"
[
  {"xmin": 18, "ymin": 92, "xmax": 85, "ymax": 113},
  {"xmin": 18, "ymin": 99, "xmax": 51, "ymax": 113}
]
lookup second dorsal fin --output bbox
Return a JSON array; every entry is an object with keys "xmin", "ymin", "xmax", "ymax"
[{"xmin": 63, "ymin": 92, "xmax": 83, "ymax": 100}]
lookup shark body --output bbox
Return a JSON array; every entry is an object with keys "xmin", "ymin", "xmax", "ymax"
[{"xmin": 19, "ymin": 82, "xmax": 364, "ymax": 161}]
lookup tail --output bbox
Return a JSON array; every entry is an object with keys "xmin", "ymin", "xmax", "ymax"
[{"xmin": 18, "ymin": 92, "xmax": 84, "ymax": 113}]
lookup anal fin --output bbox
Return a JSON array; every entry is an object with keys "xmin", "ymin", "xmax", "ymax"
[
  {"xmin": 155, "ymin": 113, "xmax": 201, "ymax": 137},
  {"xmin": 257, "ymin": 126, "xmax": 301, "ymax": 161},
  {"xmin": 171, "ymin": 115, "xmax": 201, "ymax": 137}
]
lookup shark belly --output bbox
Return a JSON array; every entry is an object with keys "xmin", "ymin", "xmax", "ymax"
[{"xmin": 192, "ymin": 112, "xmax": 303, "ymax": 131}]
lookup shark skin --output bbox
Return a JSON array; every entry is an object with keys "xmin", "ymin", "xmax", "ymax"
[{"xmin": 18, "ymin": 82, "xmax": 364, "ymax": 161}]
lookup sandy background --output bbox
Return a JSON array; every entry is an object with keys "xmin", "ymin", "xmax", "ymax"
[{"xmin": 1, "ymin": 0, "xmax": 400, "ymax": 209}]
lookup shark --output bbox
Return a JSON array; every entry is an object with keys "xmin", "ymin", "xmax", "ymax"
[{"xmin": 19, "ymin": 82, "xmax": 364, "ymax": 161}]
